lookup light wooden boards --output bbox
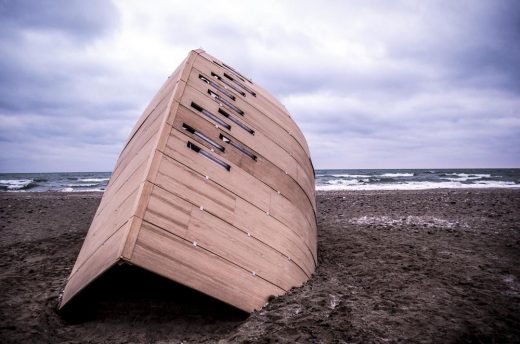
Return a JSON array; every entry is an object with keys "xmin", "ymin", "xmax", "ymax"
[{"xmin": 59, "ymin": 49, "xmax": 317, "ymax": 313}]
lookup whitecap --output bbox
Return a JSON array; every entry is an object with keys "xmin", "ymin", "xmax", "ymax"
[
  {"xmin": 65, "ymin": 183, "xmax": 99, "ymax": 187},
  {"xmin": 0, "ymin": 179, "xmax": 35, "ymax": 190},
  {"xmin": 78, "ymin": 178, "xmax": 110, "ymax": 182},
  {"xmin": 316, "ymin": 180, "xmax": 520, "ymax": 191},
  {"xmin": 379, "ymin": 173, "xmax": 414, "ymax": 177}
]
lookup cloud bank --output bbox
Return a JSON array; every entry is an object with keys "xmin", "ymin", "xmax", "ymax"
[{"xmin": 0, "ymin": 0, "xmax": 519, "ymax": 172}]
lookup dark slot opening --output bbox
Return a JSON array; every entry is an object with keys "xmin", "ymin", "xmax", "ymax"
[
  {"xmin": 218, "ymin": 108, "xmax": 255, "ymax": 135},
  {"xmin": 207, "ymin": 89, "xmax": 244, "ymax": 116},
  {"xmin": 187, "ymin": 141, "xmax": 200, "ymax": 153},
  {"xmin": 190, "ymin": 102, "xmax": 231, "ymax": 130},
  {"xmin": 212, "ymin": 60, "xmax": 248, "ymax": 83},
  {"xmin": 211, "ymin": 72, "xmax": 246, "ymax": 97},
  {"xmin": 222, "ymin": 62, "xmax": 253, "ymax": 85},
  {"xmin": 199, "ymin": 74, "xmax": 236, "ymax": 101},
  {"xmin": 182, "ymin": 123, "xmax": 225, "ymax": 152},
  {"xmin": 182, "ymin": 123, "xmax": 196, "ymax": 134},
  {"xmin": 223, "ymin": 72, "xmax": 256, "ymax": 97},
  {"xmin": 191, "ymin": 102, "xmax": 203, "ymax": 112},
  {"xmin": 187, "ymin": 141, "xmax": 230, "ymax": 171},
  {"xmin": 219, "ymin": 134, "xmax": 257, "ymax": 161}
]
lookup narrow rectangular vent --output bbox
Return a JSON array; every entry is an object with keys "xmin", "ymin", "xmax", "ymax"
[
  {"xmin": 182, "ymin": 123, "xmax": 225, "ymax": 152},
  {"xmin": 212, "ymin": 60, "xmax": 252, "ymax": 84},
  {"xmin": 223, "ymin": 72, "xmax": 257, "ymax": 97},
  {"xmin": 222, "ymin": 62, "xmax": 253, "ymax": 85},
  {"xmin": 199, "ymin": 74, "xmax": 236, "ymax": 100},
  {"xmin": 211, "ymin": 72, "xmax": 246, "ymax": 96},
  {"xmin": 219, "ymin": 134, "xmax": 257, "ymax": 161},
  {"xmin": 207, "ymin": 89, "xmax": 244, "ymax": 116},
  {"xmin": 190, "ymin": 102, "xmax": 231, "ymax": 130},
  {"xmin": 187, "ymin": 141, "xmax": 231, "ymax": 171},
  {"xmin": 218, "ymin": 108, "xmax": 255, "ymax": 135}
]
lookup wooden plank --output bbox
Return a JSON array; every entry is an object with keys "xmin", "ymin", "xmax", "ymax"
[
  {"xmin": 234, "ymin": 197, "xmax": 316, "ymax": 275},
  {"xmin": 154, "ymin": 153, "xmax": 236, "ymax": 222},
  {"xmin": 192, "ymin": 55, "xmax": 310, "ymax": 156},
  {"xmin": 72, "ymin": 184, "xmax": 140, "ymax": 276},
  {"xmin": 187, "ymin": 66, "xmax": 314, "ymax": 180},
  {"xmin": 125, "ymin": 77, "xmax": 177, "ymax": 148},
  {"xmin": 96, "ymin": 155, "xmax": 149, "ymax": 217},
  {"xmin": 132, "ymin": 220, "xmax": 285, "ymax": 312},
  {"xmin": 112, "ymin": 90, "xmax": 170, "ymax": 178},
  {"xmin": 117, "ymin": 53, "xmax": 198, "ymax": 262},
  {"xmin": 60, "ymin": 220, "xmax": 129, "ymax": 308},
  {"xmin": 171, "ymin": 105, "xmax": 316, "ymax": 214},
  {"xmin": 163, "ymin": 128, "xmax": 316, "ymax": 258},
  {"xmin": 269, "ymin": 191, "xmax": 317, "ymax": 261},
  {"xmin": 296, "ymin": 161, "xmax": 317, "ymax": 210},
  {"xmin": 150, "ymin": 153, "xmax": 314, "ymax": 276},
  {"xmin": 188, "ymin": 206, "xmax": 308, "ymax": 290},
  {"xmin": 195, "ymin": 49, "xmax": 312, "ymax": 158},
  {"xmin": 163, "ymin": 129, "xmax": 271, "ymax": 212},
  {"xmin": 125, "ymin": 50, "xmax": 193, "ymax": 144},
  {"xmin": 144, "ymin": 184, "xmax": 307, "ymax": 290},
  {"xmin": 179, "ymin": 86, "xmax": 298, "ymax": 177}
]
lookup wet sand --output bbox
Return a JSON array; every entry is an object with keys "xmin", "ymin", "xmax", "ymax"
[{"xmin": 1, "ymin": 189, "xmax": 519, "ymax": 343}]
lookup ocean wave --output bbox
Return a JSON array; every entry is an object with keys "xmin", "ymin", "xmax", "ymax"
[
  {"xmin": 78, "ymin": 178, "xmax": 110, "ymax": 182},
  {"xmin": 442, "ymin": 173, "xmax": 493, "ymax": 182},
  {"xmin": 0, "ymin": 179, "xmax": 38, "ymax": 191},
  {"xmin": 316, "ymin": 180, "xmax": 520, "ymax": 191},
  {"xmin": 327, "ymin": 179, "xmax": 366, "ymax": 186},
  {"xmin": 379, "ymin": 173, "xmax": 414, "ymax": 177},
  {"xmin": 65, "ymin": 183, "xmax": 100, "ymax": 187},
  {"xmin": 60, "ymin": 187, "xmax": 105, "ymax": 192},
  {"xmin": 330, "ymin": 174, "xmax": 371, "ymax": 178}
]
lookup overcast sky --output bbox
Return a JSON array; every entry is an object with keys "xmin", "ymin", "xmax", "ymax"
[{"xmin": 1, "ymin": 0, "xmax": 519, "ymax": 172}]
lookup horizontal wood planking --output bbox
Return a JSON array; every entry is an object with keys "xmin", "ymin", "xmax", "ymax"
[
  {"xmin": 61, "ymin": 57, "xmax": 181, "ymax": 308},
  {"xmin": 97, "ymin": 130, "xmax": 158, "ymax": 217},
  {"xmin": 233, "ymin": 197, "xmax": 316, "ymax": 275},
  {"xmin": 154, "ymin": 154, "xmax": 236, "ymax": 222},
  {"xmin": 60, "ymin": 49, "xmax": 317, "ymax": 313},
  {"xmin": 151, "ymin": 152, "xmax": 314, "ymax": 275},
  {"xmin": 143, "ymin": 185, "xmax": 308, "ymax": 291},
  {"xmin": 179, "ymin": 85, "xmax": 296, "ymax": 176},
  {"xmin": 187, "ymin": 66, "xmax": 314, "ymax": 181},
  {"xmin": 162, "ymin": 130, "xmax": 317, "ymax": 265},
  {"xmin": 197, "ymin": 51, "xmax": 285, "ymax": 109},
  {"xmin": 269, "ymin": 192, "xmax": 317, "ymax": 260},
  {"xmin": 60, "ymin": 220, "xmax": 130, "ymax": 308},
  {"xmin": 178, "ymin": 85, "xmax": 315, "ymax": 207},
  {"xmin": 164, "ymin": 129, "xmax": 270, "ymax": 211},
  {"xmin": 72, "ymin": 184, "xmax": 141, "ymax": 277},
  {"xmin": 171, "ymin": 104, "xmax": 316, "ymax": 215},
  {"xmin": 116, "ymin": 52, "xmax": 197, "ymax": 262},
  {"xmin": 193, "ymin": 55, "xmax": 310, "ymax": 156},
  {"xmin": 132, "ymin": 220, "xmax": 285, "ymax": 312},
  {"xmin": 124, "ymin": 59, "xmax": 185, "ymax": 145},
  {"xmin": 192, "ymin": 55, "xmax": 310, "ymax": 157},
  {"xmin": 112, "ymin": 89, "xmax": 171, "ymax": 180}
]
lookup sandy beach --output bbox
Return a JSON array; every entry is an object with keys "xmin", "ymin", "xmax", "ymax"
[{"xmin": 1, "ymin": 189, "xmax": 519, "ymax": 343}]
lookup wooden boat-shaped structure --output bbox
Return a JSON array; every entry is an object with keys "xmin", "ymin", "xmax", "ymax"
[{"xmin": 58, "ymin": 49, "xmax": 317, "ymax": 312}]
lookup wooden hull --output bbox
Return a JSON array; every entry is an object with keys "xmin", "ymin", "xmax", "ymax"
[{"xmin": 59, "ymin": 50, "xmax": 317, "ymax": 313}]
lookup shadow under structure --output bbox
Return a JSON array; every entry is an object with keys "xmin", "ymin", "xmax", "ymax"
[{"xmin": 58, "ymin": 49, "xmax": 317, "ymax": 313}]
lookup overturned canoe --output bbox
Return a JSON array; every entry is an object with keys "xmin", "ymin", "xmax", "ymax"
[{"xmin": 59, "ymin": 49, "xmax": 317, "ymax": 313}]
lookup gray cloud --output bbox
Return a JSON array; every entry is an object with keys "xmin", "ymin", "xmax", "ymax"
[
  {"xmin": 0, "ymin": 0, "xmax": 519, "ymax": 172},
  {"xmin": 0, "ymin": 0, "xmax": 118, "ymax": 40}
]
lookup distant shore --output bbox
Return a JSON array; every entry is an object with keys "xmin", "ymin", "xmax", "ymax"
[{"xmin": 1, "ymin": 189, "xmax": 519, "ymax": 343}]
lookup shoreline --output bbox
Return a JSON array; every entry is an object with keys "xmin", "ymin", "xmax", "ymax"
[{"xmin": 1, "ymin": 189, "xmax": 519, "ymax": 342}]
